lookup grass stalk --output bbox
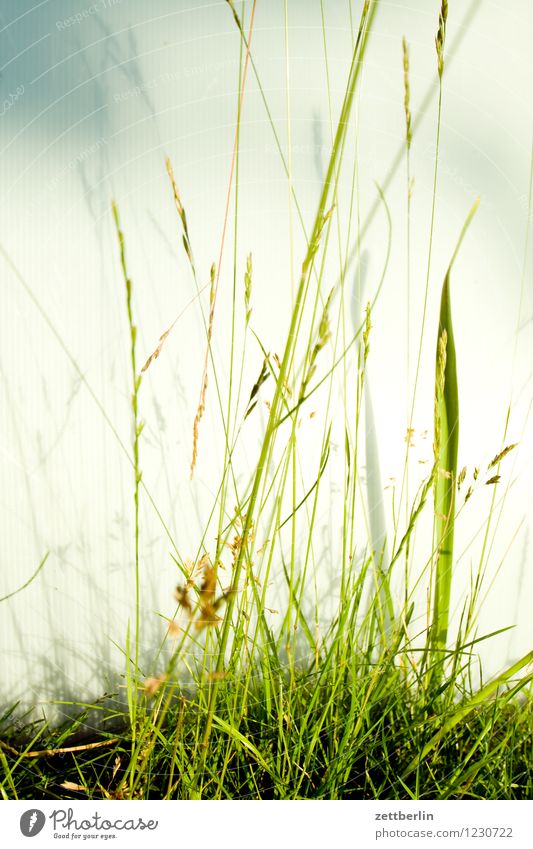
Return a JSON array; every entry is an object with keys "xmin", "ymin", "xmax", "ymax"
[
  {"xmin": 405, "ymin": 650, "xmax": 533, "ymax": 778},
  {"xmin": 430, "ymin": 198, "xmax": 480, "ymax": 684},
  {"xmin": 192, "ymin": 0, "xmax": 380, "ymax": 788},
  {"xmin": 112, "ymin": 200, "xmax": 143, "ymax": 742}
]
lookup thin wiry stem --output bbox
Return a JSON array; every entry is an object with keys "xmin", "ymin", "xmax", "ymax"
[
  {"xmin": 112, "ymin": 200, "xmax": 143, "ymax": 742},
  {"xmin": 191, "ymin": 0, "xmax": 257, "ymax": 477},
  {"xmin": 192, "ymin": 1, "xmax": 380, "ymax": 793}
]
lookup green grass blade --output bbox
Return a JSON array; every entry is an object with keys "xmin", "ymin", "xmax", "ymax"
[
  {"xmin": 193, "ymin": 0, "xmax": 381, "ymax": 784},
  {"xmin": 211, "ymin": 714, "xmax": 279, "ymax": 781},
  {"xmin": 404, "ymin": 650, "xmax": 533, "ymax": 778},
  {"xmin": 431, "ymin": 199, "xmax": 480, "ymax": 682},
  {"xmin": 0, "ymin": 553, "xmax": 49, "ymax": 603},
  {"xmin": 431, "ymin": 269, "xmax": 459, "ymax": 666}
]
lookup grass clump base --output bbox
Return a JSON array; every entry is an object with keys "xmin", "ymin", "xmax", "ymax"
[{"xmin": 1, "ymin": 663, "xmax": 532, "ymax": 800}]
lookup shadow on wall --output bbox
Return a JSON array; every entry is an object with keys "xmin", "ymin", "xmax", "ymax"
[{"xmin": 0, "ymin": 0, "xmax": 532, "ymax": 725}]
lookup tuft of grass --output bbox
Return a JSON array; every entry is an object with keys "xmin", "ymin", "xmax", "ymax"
[
  {"xmin": 1, "ymin": 0, "xmax": 532, "ymax": 805},
  {"xmin": 1, "ymin": 660, "xmax": 532, "ymax": 800}
]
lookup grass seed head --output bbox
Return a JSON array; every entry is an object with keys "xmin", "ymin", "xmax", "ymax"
[
  {"xmin": 488, "ymin": 443, "xmax": 518, "ymax": 469},
  {"xmin": 363, "ymin": 301, "xmax": 372, "ymax": 363},
  {"xmin": 402, "ymin": 37, "xmax": 412, "ymax": 149},
  {"xmin": 166, "ymin": 156, "xmax": 195, "ymax": 271},
  {"xmin": 143, "ymin": 675, "xmax": 167, "ymax": 698},
  {"xmin": 209, "ymin": 262, "xmax": 216, "ymax": 307},
  {"xmin": 194, "ymin": 559, "xmax": 223, "ymax": 630},
  {"xmin": 435, "ymin": 0, "xmax": 448, "ymax": 78},
  {"xmin": 299, "ymin": 288, "xmax": 334, "ymax": 401},
  {"xmin": 191, "ymin": 263, "xmax": 217, "ymax": 478},
  {"xmin": 174, "ymin": 584, "xmax": 192, "ymax": 615},
  {"xmin": 245, "ymin": 358, "xmax": 270, "ymax": 419},
  {"xmin": 225, "ymin": 0, "xmax": 242, "ymax": 32},
  {"xmin": 244, "ymin": 253, "xmax": 252, "ymax": 324},
  {"xmin": 167, "ymin": 620, "xmax": 181, "ymax": 638}
]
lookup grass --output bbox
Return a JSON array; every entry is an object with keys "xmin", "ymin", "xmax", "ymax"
[
  {"xmin": 429, "ymin": 198, "xmax": 479, "ymax": 687},
  {"xmin": 1, "ymin": 650, "xmax": 532, "ymax": 800},
  {"xmin": 1, "ymin": 0, "xmax": 532, "ymax": 800}
]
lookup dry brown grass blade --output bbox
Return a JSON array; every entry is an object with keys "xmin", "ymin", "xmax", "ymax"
[
  {"xmin": 0, "ymin": 737, "xmax": 119, "ymax": 759},
  {"xmin": 141, "ymin": 323, "xmax": 174, "ymax": 373},
  {"xmin": 143, "ymin": 675, "xmax": 167, "ymax": 698},
  {"xmin": 59, "ymin": 781, "xmax": 88, "ymax": 793}
]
